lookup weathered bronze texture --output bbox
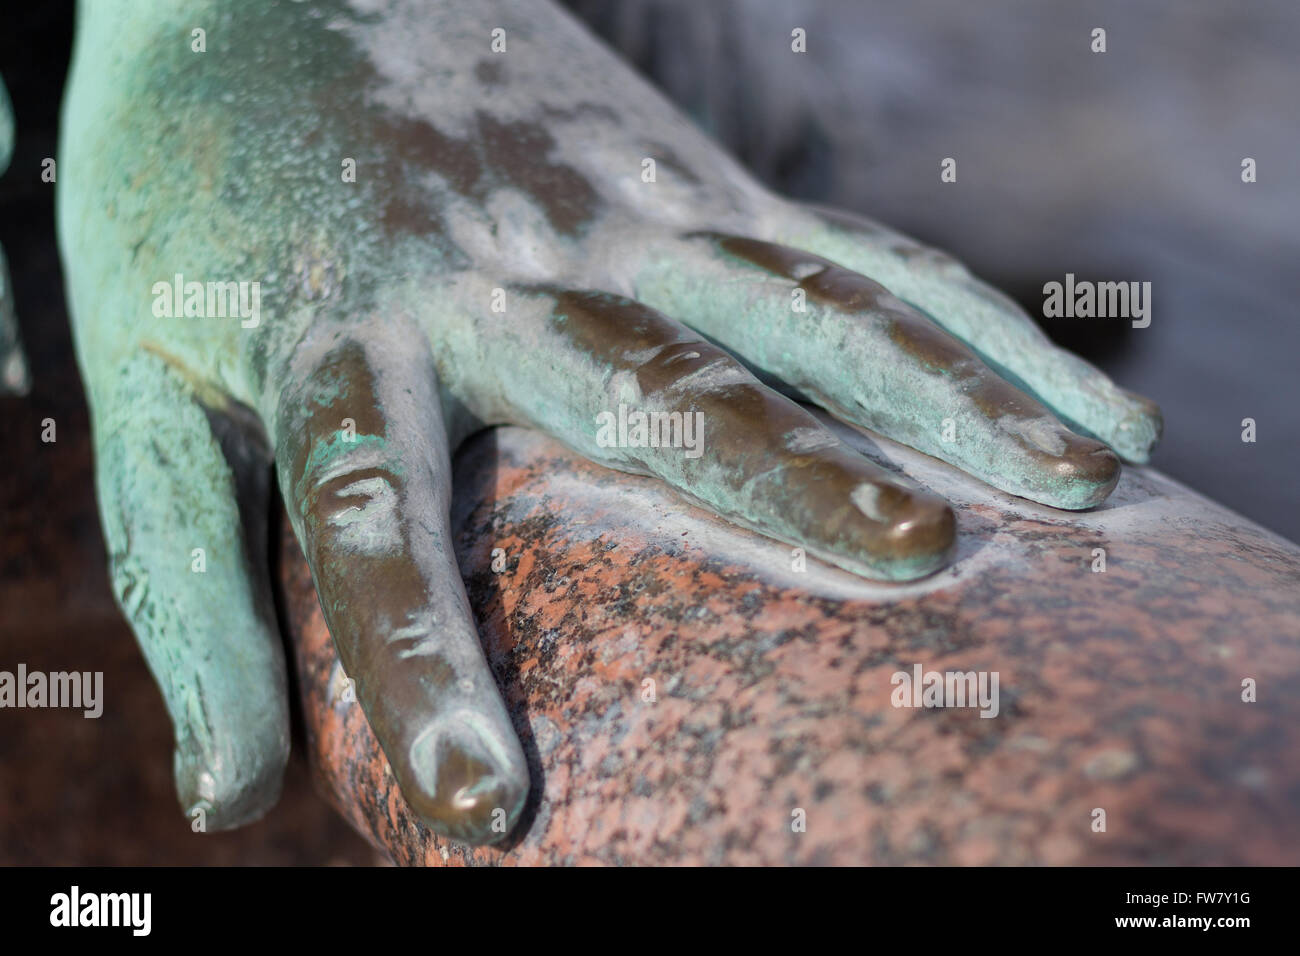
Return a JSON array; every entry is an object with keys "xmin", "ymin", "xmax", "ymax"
[{"xmin": 57, "ymin": 0, "xmax": 1161, "ymax": 843}]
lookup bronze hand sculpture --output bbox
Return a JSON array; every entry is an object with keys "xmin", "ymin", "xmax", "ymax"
[{"xmin": 56, "ymin": 0, "xmax": 1160, "ymax": 845}]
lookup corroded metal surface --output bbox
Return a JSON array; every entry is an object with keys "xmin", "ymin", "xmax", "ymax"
[
  {"xmin": 60, "ymin": 0, "xmax": 1162, "ymax": 841},
  {"xmin": 282, "ymin": 423, "xmax": 1300, "ymax": 865}
]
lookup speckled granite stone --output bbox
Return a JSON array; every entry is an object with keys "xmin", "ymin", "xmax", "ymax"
[{"xmin": 280, "ymin": 421, "xmax": 1300, "ymax": 865}]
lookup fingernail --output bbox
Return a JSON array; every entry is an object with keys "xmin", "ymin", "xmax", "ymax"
[{"xmin": 408, "ymin": 714, "xmax": 528, "ymax": 845}]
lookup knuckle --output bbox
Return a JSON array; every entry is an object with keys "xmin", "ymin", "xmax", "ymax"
[
  {"xmin": 636, "ymin": 341, "xmax": 748, "ymax": 398},
  {"xmin": 307, "ymin": 465, "xmax": 405, "ymax": 551}
]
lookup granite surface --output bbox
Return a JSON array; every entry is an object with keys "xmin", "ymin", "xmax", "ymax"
[{"xmin": 281, "ymin": 421, "xmax": 1300, "ymax": 865}]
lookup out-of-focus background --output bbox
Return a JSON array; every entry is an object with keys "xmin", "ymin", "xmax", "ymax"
[
  {"xmin": 2, "ymin": 0, "xmax": 1296, "ymax": 864},
  {"xmin": 569, "ymin": 0, "xmax": 1300, "ymax": 541}
]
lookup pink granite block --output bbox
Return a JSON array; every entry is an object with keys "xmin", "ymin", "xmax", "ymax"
[{"xmin": 280, "ymin": 423, "xmax": 1300, "ymax": 865}]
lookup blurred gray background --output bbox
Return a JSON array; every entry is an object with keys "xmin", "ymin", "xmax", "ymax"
[{"xmin": 568, "ymin": 0, "xmax": 1300, "ymax": 541}]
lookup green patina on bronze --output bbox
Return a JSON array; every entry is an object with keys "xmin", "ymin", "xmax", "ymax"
[
  {"xmin": 0, "ymin": 77, "xmax": 30, "ymax": 395},
  {"xmin": 631, "ymin": 232, "xmax": 1123, "ymax": 510},
  {"xmin": 527, "ymin": 285, "xmax": 956, "ymax": 580},
  {"xmin": 781, "ymin": 206, "xmax": 1163, "ymax": 463},
  {"xmin": 55, "ymin": 0, "xmax": 1160, "ymax": 845}
]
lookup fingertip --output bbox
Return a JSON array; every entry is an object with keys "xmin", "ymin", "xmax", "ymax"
[
  {"xmin": 881, "ymin": 492, "xmax": 958, "ymax": 570},
  {"xmin": 405, "ymin": 713, "xmax": 530, "ymax": 846},
  {"xmin": 174, "ymin": 738, "xmax": 288, "ymax": 832},
  {"xmin": 841, "ymin": 482, "xmax": 957, "ymax": 580},
  {"xmin": 1038, "ymin": 439, "xmax": 1122, "ymax": 510},
  {"xmin": 1110, "ymin": 390, "xmax": 1163, "ymax": 464}
]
